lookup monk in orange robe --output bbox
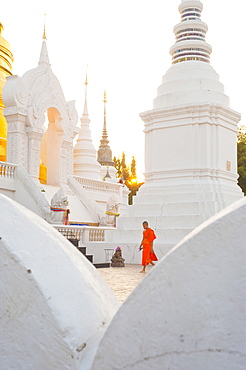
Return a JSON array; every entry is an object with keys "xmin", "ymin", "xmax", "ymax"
[{"xmin": 139, "ymin": 221, "xmax": 158, "ymax": 273}]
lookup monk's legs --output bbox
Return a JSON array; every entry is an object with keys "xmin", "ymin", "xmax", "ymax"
[{"xmin": 140, "ymin": 265, "xmax": 146, "ymax": 273}]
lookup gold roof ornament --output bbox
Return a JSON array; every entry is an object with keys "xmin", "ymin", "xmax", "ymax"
[
  {"xmin": 42, "ymin": 14, "xmax": 47, "ymax": 40},
  {"xmin": 85, "ymin": 64, "xmax": 88, "ymax": 85},
  {"xmin": 82, "ymin": 66, "xmax": 89, "ymax": 116}
]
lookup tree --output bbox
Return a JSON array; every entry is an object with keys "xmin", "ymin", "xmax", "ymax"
[
  {"xmin": 113, "ymin": 152, "xmax": 144, "ymax": 204},
  {"xmin": 113, "ymin": 156, "xmax": 121, "ymax": 178},
  {"xmin": 130, "ymin": 156, "xmax": 137, "ymax": 179},
  {"xmin": 237, "ymin": 126, "xmax": 246, "ymax": 195},
  {"xmin": 120, "ymin": 152, "xmax": 131, "ymax": 183}
]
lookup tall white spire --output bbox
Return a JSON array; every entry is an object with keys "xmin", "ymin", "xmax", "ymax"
[
  {"xmin": 38, "ymin": 41, "xmax": 50, "ymax": 66},
  {"xmin": 73, "ymin": 71, "xmax": 101, "ymax": 180},
  {"xmin": 170, "ymin": 0, "xmax": 211, "ymax": 64},
  {"xmin": 97, "ymin": 90, "xmax": 114, "ymax": 167},
  {"xmin": 38, "ymin": 16, "xmax": 50, "ymax": 67}
]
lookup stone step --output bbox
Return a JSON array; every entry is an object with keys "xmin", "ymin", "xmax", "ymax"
[
  {"xmin": 134, "ymin": 192, "xmax": 218, "ymax": 204},
  {"xmin": 86, "ymin": 255, "xmax": 93, "ymax": 263},
  {"xmin": 93, "ymin": 263, "xmax": 110, "ymax": 269},
  {"xmin": 120, "ymin": 215, "xmax": 204, "ymax": 229},
  {"xmin": 68, "ymin": 238, "xmax": 79, "ymax": 247},
  {"xmin": 78, "ymin": 246, "xmax": 86, "ymax": 255},
  {"xmin": 66, "ymin": 236, "xmax": 110, "ymax": 268}
]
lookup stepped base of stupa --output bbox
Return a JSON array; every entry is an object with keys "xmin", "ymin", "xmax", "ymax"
[{"xmin": 94, "ymin": 178, "xmax": 243, "ymax": 263}]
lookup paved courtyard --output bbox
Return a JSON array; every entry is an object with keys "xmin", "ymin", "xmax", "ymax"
[{"xmin": 98, "ymin": 264, "xmax": 154, "ymax": 302}]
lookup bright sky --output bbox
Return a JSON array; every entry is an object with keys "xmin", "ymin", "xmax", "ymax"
[{"xmin": 2, "ymin": 0, "xmax": 246, "ymax": 181}]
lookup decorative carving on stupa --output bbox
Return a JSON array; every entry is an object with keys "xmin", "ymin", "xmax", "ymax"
[{"xmin": 97, "ymin": 90, "xmax": 114, "ymax": 166}]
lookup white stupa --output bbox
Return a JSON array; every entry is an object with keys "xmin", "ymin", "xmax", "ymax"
[
  {"xmin": 97, "ymin": 90, "xmax": 117, "ymax": 182},
  {"xmin": 73, "ymin": 73, "xmax": 101, "ymax": 180},
  {"xmin": 106, "ymin": 0, "xmax": 243, "ymax": 260}
]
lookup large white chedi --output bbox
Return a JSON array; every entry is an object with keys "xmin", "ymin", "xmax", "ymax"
[{"xmin": 111, "ymin": 0, "xmax": 243, "ymax": 259}]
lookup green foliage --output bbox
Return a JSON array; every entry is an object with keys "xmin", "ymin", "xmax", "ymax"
[
  {"xmin": 130, "ymin": 156, "xmax": 137, "ymax": 178},
  {"xmin": 113, "ymin": 152, "xmax": 144, "ymax": 204},
  {"xmin": 113, "ymin": 152, "xmax": 131, "ymax": 182},
  {"xmin": 237, "ymin": 126, "xmax": 246, "ymax": 195}
]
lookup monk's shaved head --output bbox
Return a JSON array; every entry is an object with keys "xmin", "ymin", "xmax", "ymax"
[{"xmin": 142, "ymin": 221, "xmax": 148, "ymax": 229}]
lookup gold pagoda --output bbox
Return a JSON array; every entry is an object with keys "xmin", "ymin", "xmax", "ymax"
[{"xmin": 0, "ymin": 23, "xmax": 14, "ymax": 162}]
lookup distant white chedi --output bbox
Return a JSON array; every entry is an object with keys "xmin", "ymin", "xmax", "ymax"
[{"xmin": 104, "ymin": 0, "xmax": 243, "ymax": 261}]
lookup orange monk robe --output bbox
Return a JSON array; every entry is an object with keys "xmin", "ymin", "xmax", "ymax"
[{"xmin": 142, "ymin": 228, "xmax": 158, "ymax": 266}]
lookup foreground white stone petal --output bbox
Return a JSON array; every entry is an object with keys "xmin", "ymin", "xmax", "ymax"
[
  {"xmin": 0, "ymin": 194, "xmax": 119, "ymax": 370},
  {"xmin": 93, "ymin": 198, "xmax": 246, "ymax": 370}
]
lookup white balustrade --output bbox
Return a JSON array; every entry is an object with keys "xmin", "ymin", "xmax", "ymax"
[
  {"xmin": 54, "ymin": 226, "xmax": 84, "ymax": 240},
  {"xmin": 53, "ymin": 225, "xmax": 113, "ymax": 243},
  {"xmin": 74, "ymin": 176, "xmax": 121, "ymax": 195},
  {"xmin": 89, "ymin": 229, "xmax": 105, "ymax": 242},
  {"xmin": 0, "ymin": 162, "xmax": 16, "ymax": 179}
]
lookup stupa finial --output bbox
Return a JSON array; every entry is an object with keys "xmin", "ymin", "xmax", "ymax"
[
  {"xmin": 39, "ymin": 15, "xmax": 50, "ymax": 66},
  {"xmin": 82, "ymin": 66, "xmax": 89, "ymax": 116},
  {"xmin": 103, "ymin": 89, "xmax": 107, "ymax": 103},
  {"xmin": 42, "ymin": 14, "xmax": 47, "ymax": 40},
  {"xmin": 171, "ymin": 0, "xmax": 210, "ymax": 64},
  {"xmin": 103, "ymin": 90, "xmax": 107, "ymax": 133},
  {"xmin": 85, "ymin": 64, "xmax": 88, "ymax": 85}
]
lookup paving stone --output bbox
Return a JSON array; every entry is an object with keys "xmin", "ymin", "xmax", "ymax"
[{"xmin": 98, "ymin": 264, "xmax": 154, "ymax": 302}]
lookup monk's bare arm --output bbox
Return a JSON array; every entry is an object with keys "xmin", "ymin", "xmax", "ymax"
[
  {"xmin": 150, "ymin": 241, "xmax": 154, "ymax": 253},
  {"xmin": 139, "ymin": 231, "xmax": 144, "ymax": 250}
]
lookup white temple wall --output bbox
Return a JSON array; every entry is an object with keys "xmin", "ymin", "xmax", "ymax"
[
  {"xmin": 143, "ymin": 104, "xmax": 240, "ymax": 185},
  {"xmin": 150, "ymin": 125, "xmax": 193, "ymax": 172}
]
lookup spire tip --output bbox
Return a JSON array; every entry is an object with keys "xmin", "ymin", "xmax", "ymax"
[
  {"xmin": 103, "ymin": 89, "xmax": 107, "ymax": 103},
  {"xmin": 85, "ymin": 65, "xmax": 88, "ymax": 85},
  {"xmin": 42, "ymin": 14, "xmax": 47, "ymax": 40}
]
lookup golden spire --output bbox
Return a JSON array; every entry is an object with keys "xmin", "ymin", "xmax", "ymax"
[
  {"xmin": 103, "ymin": 89, "xmax": 107, "ymax": 103},
  {"xmin": 83, "ymin": 66, "xmax": 89, "ymax": 116},
  {"xmin": 39, "ymin": 14, "xmax": 50, "ymax": 66},
  {"xmin": 85, "ymin": 64, "xmax": 88, "ymax": 85},
  {"xmin": 97, "ymin": 89, "xmax": 114, "ymax": 166},
  {"xmin": 42, "ymin": 14, "xmax": 47, "ymax": 40}
]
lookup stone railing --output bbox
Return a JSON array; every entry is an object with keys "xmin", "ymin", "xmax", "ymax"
[
  {"xmin": 53, "ymin": 225, "xmax": 114, "ymax": 243},
  {"xmin": 0, "ymin": 161, "xmax": 16, "ymax": 179},
  {"xmin": 89, "ymin": 229, "xmax": 105, "ymax": 242},
  {"xmin": 54, "ymin": 225, "xmax": 84, "ymax": 240},
  {"xmin": 74, "ymin": 176, "xmax": 121, "ymax": 195}
]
